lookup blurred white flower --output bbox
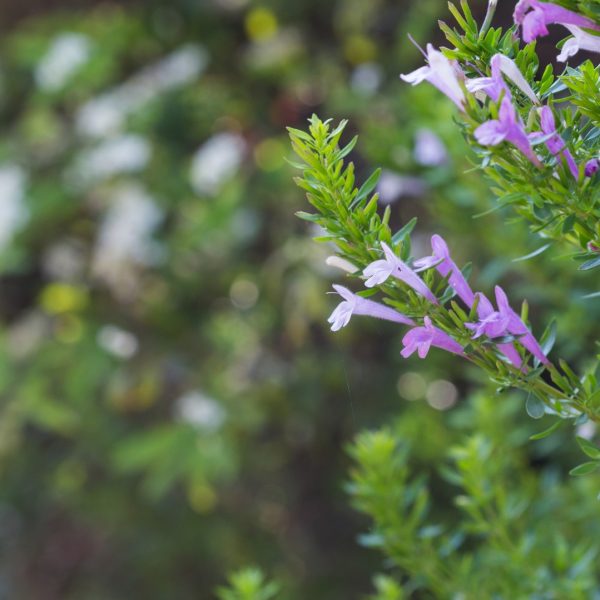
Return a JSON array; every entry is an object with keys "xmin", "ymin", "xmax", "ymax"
[
  {"xmin": 97, "ymin": 325, "xmax": 139, "ymax": 359},
  {"xmin": 77, "ymin": 44, "xmax": 208, "ymax": 137},
  {"xmin": 350, "ymin": 63, "xmax": 383, "ymax": 96},
  {"xmin": 377, "ymin": 169, "xmax": 426, "ymax": 204},
  {"xmin": 92, "ymin": 184, "xmax": 164, "ymax": 293},
  {"xmin": 42, "ymin": 239, "xmax": 86, "ymax": 281},
  {"xmin": 0, "ymin": 165, "xmax": 28, "ymax": 252},
  {"xmin": 35, "ymin": 33, "xmax": 92, "ymax": 92},
  {"xmin": 70, "ymin": 134, "xmax": 151, "ymax": 185},
  {"xmin": 6, "ymin": 311, "xmax": 49, "ymax": 359},
  {"xmin": 175, "ymin": 391, "xmax": 226, "ymax": 431},
  {"xmin": 190, "ymin": 132, "xmax": 246, "ymax": 195},
  {"xmin": 414, "ymin": 128, "xmax": 448, "ymax": 166}
]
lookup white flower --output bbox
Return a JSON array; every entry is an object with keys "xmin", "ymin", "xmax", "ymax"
[
  {"xmin": 92, "ymin": 184, "xmax": 164, "ymax": 293},
  {"xmin": 35, "ymin": 33, "xmax": 91, "ymax": 92},
  {"xmin": 77, "ymin": 45, "xmax": 208, "ymax": 137},
  {"xmin": 97, "ymin": 325, "xmax": 139, "ymax": 359},
  {"xmin": 0, "ymin": 165, "xmax": 28, "ymax": 252},
  {"xmin": 175, "ymin": 391, "xmax": 226, "ymax": 432},
  {"xmin": 70, "ymin": 134, "xmax": 151, "ymax": 185},
  {"xmin": 190, "ymin": 132, "xmax": 246, "ymax": 195}
]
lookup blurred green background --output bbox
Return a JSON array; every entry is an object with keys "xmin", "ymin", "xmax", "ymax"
[{"xmin": 1, "ymin": 0, "xmax": 599, "ymax": 598}]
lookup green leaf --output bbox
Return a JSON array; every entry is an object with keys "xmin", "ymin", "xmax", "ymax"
[
  {"xmin": 351, "ymin": 168, "xmax": 381, "ymax": 209},
  {"xmin": 392, "ymin": 217, "xmax": 418, "ymax": 244},
  {"xmin": 526, "ymin": 395, "xmax": 546, "ymax": 419},
  {"xmin": 512, "ymin": 243, "xmax": 551, "ymax": 262},
  {"xmin": 539, "ymin": 319, "xmax": 557, "ymax": 356},
  {"xmin": 530, "ymin": 420, "xmax": 562, "ymax": 440},
  {"xmin": 578, "ymin": 255, "xmax": 600, "ymax": 271},
  {"xmin": 581, "ymin": 290, "xmax": 600, "ymax": 300},
  {"xmin": 295, "ymin": 211, "xmax": 320, "ymax": 222},
  {"xmin": 333, "ymin": 135, "xmax": 358, "ymax": 161},
  {"xmin": 569, "ymin": 461, "xmax": 600, "ymax": 476},
  {"xmin": 562, "ymin": 214, "xmax": 576, "ymax": 234},
  {"xmin": 576, "ymin": 436, "xmax": 600, "ymax": 460}
]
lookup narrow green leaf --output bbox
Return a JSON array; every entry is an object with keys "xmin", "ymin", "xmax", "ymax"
[
  {"xmin": 333, "ymin": 135, "xmax": 358, "ymax": 162},
  {"xmin": 579, "ymin": 256, "xmax": 600, "ymax": 271},
  {"xmin": 569, "ymin": 461, "xmax": 600, "ymax": 476},
  {"xmin": 540, "ymin": 319, "xmax": 557, "ymax": 356},
  {"xmin": 351, "ymin": 168, "xmax": 381, "ymax": 209},
  {"xmin": 392, "ymin": 217, "xmax": 418, "ymax": 244},
  {"xmin": 295, "ymin": 211, "xmax": 320, "ymax": 222},
  {"xmin": 530, "ymin": 420, "xmax": 562, "ymax": 440},
  {"xmin": 512, "ymin": 244, "xmax": 551, "ymax": 262},
  {"xmin": 576, "ymin": 436, "xmax": 600, "ymax": 460}
]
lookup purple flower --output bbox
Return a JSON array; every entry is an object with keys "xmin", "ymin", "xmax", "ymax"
[
  {"xmin": 363, "ymin": 242, "xmax": 438, "ymax": 304},
  {"xmin": 474, "ymin": 97, "xmax": 542, "ymax": 167},
  {"xmin": 414, "ymin": 129, "xmax": 448, "ymax": 166},
  {"xmin": 413, "ymin": 234, "xmax": 475, "ymax": 307},
  {"xmin": 327, "ymin": 285, "xmax": 415, "ymax": 332},
  {"xmin": 401, "ymin": 316, "xmax": 464, "ymax": 359},
  {"xmin": 466, "ymin": 292, "xmax": 523, "ymax": 369},
  {"xmin": 585, "ymin": 158, "xmax": 599, "ymax": 177},
  {"xmin": 529, "ymin": 106, "xmax": 578, "ymax": 179},
  {"xmin": 494, "ymin": 286, "xmax": 550, "ymax": 366},
  {"xmin": 466, "ymin": 54, "xmax": 538, "ymax": 105},
  {"xmin": 514, "ymin": 0, "xmax": 600, "ymax": 43},
  {"xmin": 400, "ymin": 44, "xmax": 466, "ymax": 112},
  {"xmin": 557, "ymin": 25, "xmax": 600, "ymax": 62}
]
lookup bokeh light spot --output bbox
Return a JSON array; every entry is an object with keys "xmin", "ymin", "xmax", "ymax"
[
  {"xmin": 426, "ymin": 379, "xmax": 458, "ymax": 411},
  {"xmin": 188, "ymin": 482, "xmax": 217, "ymax": 514},
  {"xmin": 40, "ymin": 283, "xmax": 88, "ymax": 314},
  {"xmin": 245, "ymin": 8, "xmax": 278, "ymax": 42},
  {"xmin": 344, "ymin": 35, "xmax": 377, "ymax": 65},
  {"xmin": 254, "ymin": 138, "xmax": 285, "ymax": 171},
  {"xmin": 397, "ymin": 372, "xmax": 426, "ymax": 401},
  {"xmin": 230, "ymin": 278, "xmax": 259, "ymax": 310}
]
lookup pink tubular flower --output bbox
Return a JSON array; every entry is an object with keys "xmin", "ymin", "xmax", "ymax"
[
  {"xmin": 363, "ymin": 242, "xmax": 438, "ymax": 304},
  {"xmin": 557, "ymin": 24, "xmax": 600, "ymax": 62},
  {"xmin": 400, "ymin": 44, "xmax": 466, "ymax": 112},
  {"xmin": 474, "ymin": 97, "xmax": 542, "ymax": 167},
  {"xmin": 401, "ymin": 317, "xmax": 464, "ymax": 359},
  {"xmin": 514, "ymin": 0, "xmax": 600, "ymax": 43},
  {"xmin": 529, "ymin": 106, "xmax": 578, "ymax": 179},
  {"xmin": 467, "ymin": 54, "xmax": 538, "ymax": 105},
  {"xmin": 494, "ymin": 286, "xmax": 549, "ymax": 366},
  {"xmin": 327, "ymin": 285, "xmax": 415, "ymax": 332},
  {"xmin": 413, "ymin": 234, "xmax": 475, "ymax": 307},
  {"xmin": 466, "ymin": 293, "xmax": 523, "ymax": 369}
]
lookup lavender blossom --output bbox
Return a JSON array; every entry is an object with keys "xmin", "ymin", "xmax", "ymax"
[
  {"xmin": 466, "ymin": 292, "xmax": 523, "ymax": 369},
  {"xmin": 514, "ymin": 0, "xmax": 600, "ymax": 43},
  {"xmin": 466, "ymin": 54, "xmax": 538, "ymax": 105},
  {"xmin": 364, "ymin": 242, "xmax": 438, "ymax": 304},
  {"xmin": 474, "ymin": 97, "xmax": 542, "ymax": 167},
  {"xmin": 400, "ymin": 44, "xmax": 466, "ymax": 112},
  {"xmin": 414, "ymin": 129, "xmax": 448, "ymax": 166},
  {"xmin": 494, "ymin": 286, "xmax": 549, "ymax": 365},
  {"xmin": 401, "ymin": 317, "xmax": 464, "ymax": 359},
  {"xmin": 530, "ymin": 106, "xmax": 578, "ymax": 179},
  {"xmin": 557, "ymin": 25, "xmax": 600, "ymax": 62},
  {"xmin": 327, "ymin": 285, "xmax": 415, "ymax": 332},
  {"xmin": 413, "ymin": 234, "xmax": 475, "ymax": 307},
  {"xmin": 585, "ymin": 158, "xmax": 599, "ymax": 177}
]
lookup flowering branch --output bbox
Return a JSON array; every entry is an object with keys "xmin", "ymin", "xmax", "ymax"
[
  {"xmin": 288, "ymin": 115, "xmax": 600, "ymax": 433},
  {"xmin": 428, "ymin": 1, "xmax": 600, "ymax": 269}
]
